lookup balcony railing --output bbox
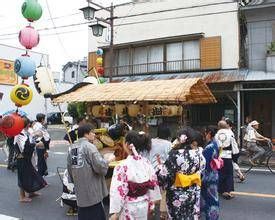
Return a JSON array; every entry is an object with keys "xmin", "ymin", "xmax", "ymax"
[{"xmin": 104, "ymin": 59, "xmax": 201, "ymax": 77}]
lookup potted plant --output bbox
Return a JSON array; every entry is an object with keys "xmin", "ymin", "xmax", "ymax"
[{"xmin": 267, "ymin": 42, "xmax": 275, "ymax": 55}]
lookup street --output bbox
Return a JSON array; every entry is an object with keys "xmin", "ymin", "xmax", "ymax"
[{"xmin": 0, "ymin": 128, "xmax": 275, "ymax": 220}]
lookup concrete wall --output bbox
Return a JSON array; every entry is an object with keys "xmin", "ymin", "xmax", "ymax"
[
  {"xmin": 245, "ymin": 6, "xmax": 275, "ymax": 71},
  {"xmin": 89, "ymin": 0, "xmax": 239, "ymax": 69}
]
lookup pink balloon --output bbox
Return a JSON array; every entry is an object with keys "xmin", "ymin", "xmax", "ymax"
[{"xmin": 19, "ymin": 26, "xmax": 40, "ymax": 50}]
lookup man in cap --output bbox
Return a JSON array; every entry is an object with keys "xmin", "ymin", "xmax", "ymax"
[{"xmin": 246, "ymin": 120, "xmax": 270, "ymax": 165}]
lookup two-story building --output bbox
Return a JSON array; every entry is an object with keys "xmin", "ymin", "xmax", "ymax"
[
  {"xmin": 241, "ymin": 0, "xmax": 275, "ymax": 140},
  {"xmin": 87, "ymin": 0, "xmax": 242, "ymax": 133},
  {"xmin": 62, "ymin": 58, "xmax": 88, "ymax": 84}
]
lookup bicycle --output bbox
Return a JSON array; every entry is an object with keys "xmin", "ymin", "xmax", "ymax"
[{"xmin": 238, "ymin": 140, "xmax": 275, "ymax": 174}]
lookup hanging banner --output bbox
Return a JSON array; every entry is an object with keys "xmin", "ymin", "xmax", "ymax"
[{"xmin": 0, "ymin": 59, "xmax": 17, "ymax": 85}]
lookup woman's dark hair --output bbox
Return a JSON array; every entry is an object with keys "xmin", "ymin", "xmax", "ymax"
[
  {"xmin": 36, "ymin": 113, "xmax": 46, "ymax": 122},
  {"xmin": 78, "ymin": 123, "xmax": 94, "ymax": 138},
  {"xmin": 225, "ymin": 118, "xmax": 233, "ymax": 127},
  {"xmin": 176, "ymin": 126, "xmax": 198, "ymax": 149},
  {"xmin": 157, "ymin": 124, "xmax": 171, "ymax": 140},
  {"xmin": 205, "ymin": 126, "xmax": 218, "ymax": 138},
  {"xmin": 125, "ymin": 130, "xmax": 151, "ymax": 153},
  {"xmin": 76, "ymin": 117, "xmax": 85, "ymax": 124},
  {"xmin": 191, "ymin": 131, "xmax": 204, "ymax": 147}
]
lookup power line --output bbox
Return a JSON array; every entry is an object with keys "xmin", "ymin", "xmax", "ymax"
[
  {"xmin": 45, "ymin": 0, "xmax": 72, "ymax": 59},
  {"xmin": 0, "ymin": 21, "xmax": 90, "ymax": 37}
]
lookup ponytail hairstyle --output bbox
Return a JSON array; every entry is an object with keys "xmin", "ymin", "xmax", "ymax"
[{"xmin": 125, "ymin": 130, "xmax": 151, "ymax": 153}]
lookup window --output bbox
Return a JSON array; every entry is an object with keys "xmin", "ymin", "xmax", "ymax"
[
  {"xmin": 133, "ymin": 47, "xmax": 147, "ymax": 74},
  {"xmin": 117, "ymin": 49, "xmax": 130, "ymax": 75},
  {"xmin": 71, "ymin": 71, "xmax": 75, "ymax": 78},
  {"xmin": 166, "ymin": 42, "xmax": 182, "ymax": 71},
  {"xmin": 183, "ymin": 41, "xmax": 200, "ymax": 69},
  {"xmin": 148, "ymin": 45, "xmax": 163, "ymax": 72}
]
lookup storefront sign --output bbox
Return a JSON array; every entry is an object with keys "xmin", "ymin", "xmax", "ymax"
[{"xmin": 0, "ymin": 59, "xmax": 17, "ymax": 85}]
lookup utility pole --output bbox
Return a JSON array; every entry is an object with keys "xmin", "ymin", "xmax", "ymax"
[{"xmin": 81, "ymin": 1, "xmax": 116, "ymax": 82}]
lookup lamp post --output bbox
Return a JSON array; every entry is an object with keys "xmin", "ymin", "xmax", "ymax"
[{"xmin": 80, "ymin": 1, "xmax": 115, "ymax": 82}]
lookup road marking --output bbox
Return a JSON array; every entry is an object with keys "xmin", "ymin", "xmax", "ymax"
[
  {"xmin": 240, "ymin": 167, "xmax": 270, "ymax": 172},
  {"xmin": 49, "ymin": 151, "xmax": 67, "ymax": 155},
  {"xmin": 232, "ymin": 191, "xmax": 275, "ymax": 199},
  {"xmin": 0, "ymin": 164, "xmax": 7, "ymax": 168},
  {"xmin": 0, "ymin": 214, "xmax": 20, "ymax": 219}
]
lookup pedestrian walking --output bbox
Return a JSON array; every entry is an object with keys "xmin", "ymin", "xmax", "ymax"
[
  {"xmin": 201, "ymin": 126, "xmax": 220, "ymax": 220},
  {"xmin": 109, "ymin": 130, "xmax": 161, "ymax": 220},
  {"xmin": 67, "ymin": 124, "xmax": 112, "ymax": 220},
  {"xmin": 156, "ymin": 127, "xmax": 205, "ymax": 220},
  {"xmin": 215, "ymin": 120, "xmax": 235, "ymax": 199},
  {"xmin": 33, "ymin": 113, "xmax": 50, "ymax": 177},
  {"xmin": 14, "ymin": 117, "xmax": 47, "ymax": 203}
]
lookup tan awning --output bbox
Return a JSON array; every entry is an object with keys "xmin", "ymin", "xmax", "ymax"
[{"xmin": 52, "ymin": 78, "xmax": 216, "ymax": 104}]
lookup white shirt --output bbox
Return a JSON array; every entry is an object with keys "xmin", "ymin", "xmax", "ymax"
[{"xmin": 33, "ymin": 122, "xmax": 50, "ymax": 141}]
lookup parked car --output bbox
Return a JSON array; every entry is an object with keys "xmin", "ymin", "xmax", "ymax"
[{"xmin": 47, "ymin": 112, "xmax": 73, "ymax": 125}]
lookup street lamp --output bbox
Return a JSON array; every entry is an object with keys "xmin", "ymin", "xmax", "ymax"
[
  {"xmin": 89, "ymin": 23, "xmax": 106, "ymax": 37},
  {"xmin": 80, "ymin": 0, "xmax": 115, "ymax": 82},
  {"xmin": 79, "ymin": 5, "xmax": 97, "ymax": 20}
]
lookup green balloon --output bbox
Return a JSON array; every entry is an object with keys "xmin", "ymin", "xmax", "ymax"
[
  {"xmin": 22, "ymin": 0, "xmax": 43, "ymax": 22},
  {"xmin": 99, "ymin": 77, "xmax": 107, "ymax": 84}
]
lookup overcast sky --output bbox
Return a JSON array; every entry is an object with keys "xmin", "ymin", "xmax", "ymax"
[{"xmin": 0, "ymin": 0, "xmax": 130, "ymax": 73}]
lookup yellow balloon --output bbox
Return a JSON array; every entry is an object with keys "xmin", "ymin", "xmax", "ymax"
[
  {"xmin": 96, "ymin": 57, "xmax": 103, "ymax": 65},
  {"xmin": 10, "ymin": 84, "xmax": 33, "ymax": 107}
]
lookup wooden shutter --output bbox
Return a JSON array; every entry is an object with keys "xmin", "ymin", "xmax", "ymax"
[
  {"xmin": 200, "ymin": 36, "xmax": 221, "ymax": 70},
  {"xmin": 88, "ymin": 52, "xmax": 97, "ymax": 76}
]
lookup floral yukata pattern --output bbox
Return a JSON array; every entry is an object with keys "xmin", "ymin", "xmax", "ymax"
[
  {"xmin": 157, "ymin": 147, "xmax": 206, "ymax": 220},
  {"xmin": 109, "ymin": 155, "xmax": 161, "ymax": 220}
]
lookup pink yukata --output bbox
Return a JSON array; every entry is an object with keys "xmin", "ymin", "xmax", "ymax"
[{"xmin": 110, "ymin": 154, "xmax": 161, "ymax": 220}]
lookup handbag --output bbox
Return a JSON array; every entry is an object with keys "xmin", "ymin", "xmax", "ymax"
[{"xmin": 210, "ymin": 157, "xmax": 224, "ymax": 171}]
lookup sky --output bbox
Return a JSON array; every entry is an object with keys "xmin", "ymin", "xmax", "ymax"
[{"xmin": 0, "ymin": 0, "xmax": 130, "ymax": 73}]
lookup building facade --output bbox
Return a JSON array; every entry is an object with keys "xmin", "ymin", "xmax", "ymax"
[
  {"xmin": 86, "ymin": 0, "xmax": 275, "ymax": 140},
  {"xmin": 62, "ymin": 59, "xmax": 88, "ymax": 84}
]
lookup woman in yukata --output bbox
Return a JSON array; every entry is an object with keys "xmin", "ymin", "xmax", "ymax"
[
  {"xmin": 156, "ymin": 127, "xmax": 206, "ymax": 220},
  {"xmin": 109, "ymin": 130, "xmax": 161, "ymax": 220},
  {"xmin": 200, "ymin": 126, "xmax": 220, "ymax": 220},
  {"xmin": 14, "ymin": 117, "xmax": 47, "ymax": 203}
]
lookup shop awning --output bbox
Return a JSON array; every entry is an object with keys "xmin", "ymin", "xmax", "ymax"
[{"xmin": 51, "ymin": 78, "xmax": 216, "ymax": 104}]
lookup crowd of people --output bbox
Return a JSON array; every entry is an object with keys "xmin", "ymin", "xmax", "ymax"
[
  {"xmin": 3, "ymin": 113, "xmax": 272, "ymax": 220},
  {"xmin": 66, "ymin": 117, "xmax": 265, "ymax": 220}
]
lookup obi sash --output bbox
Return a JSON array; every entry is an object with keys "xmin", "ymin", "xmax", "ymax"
[
  {"xmin": 174, "ymin": 173, "xmax": 201, "ymax": 188},
  {"xmin": 127, "ymin": 180, "xmax": 155, "ymax": 198}
]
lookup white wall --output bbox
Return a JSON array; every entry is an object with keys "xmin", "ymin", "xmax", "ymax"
[
  {"xmin": 0, "ymin": 44, "xmax": 73, "ymax": 120},
  {"xmin": 89, "ymin": 0, "xmax": 239, "ymax": 69}
]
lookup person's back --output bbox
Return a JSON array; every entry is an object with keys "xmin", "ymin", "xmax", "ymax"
[
  {"xmin": 67, "ymin": 124, "xmax": 110, "ymax": 220},
  {"xmin": 68, "ymin": 138, "xmax": 108, "ymax": 207}
]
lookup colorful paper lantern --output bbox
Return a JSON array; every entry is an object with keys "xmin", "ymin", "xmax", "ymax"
[
  {"xmin": 99, "ymin": 77, "xmax": 106, "ymax": 84},
  {"xmin": 14, "ymin": 55, "xmax": 36, "ymax": 79},
  {"xmin": 97, "ymin": 67, "xmax": 104, "ymax": 75},
  {"xmin": 21, "ymin": 0, "xmax": 43, "ymax": 22},
  {"xmin": 10, "ymin": 84, "xmax": 33, "ymax": 107},
  {"xmin": 33, "ymin": 66, "xmax": 56, "ymax": 97},
  {"xmin": 1, "ymin": 113, "xmax": 24, "ymax": 137},
  {"xmin": 96, "ymin": 57, "xmax": 103, "ymax": 65},
  {"xmin": 96, "ymin": 48, "xmax": 103, "ymax": 56},
  {"xmin": 19, "ymin": 26, "xmax": 40, "ymax": 49}
]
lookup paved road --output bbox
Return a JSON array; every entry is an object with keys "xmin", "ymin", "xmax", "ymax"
[{"xmin": 0, "ymin": 128, "xmax": 275, "ymax": 220}]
